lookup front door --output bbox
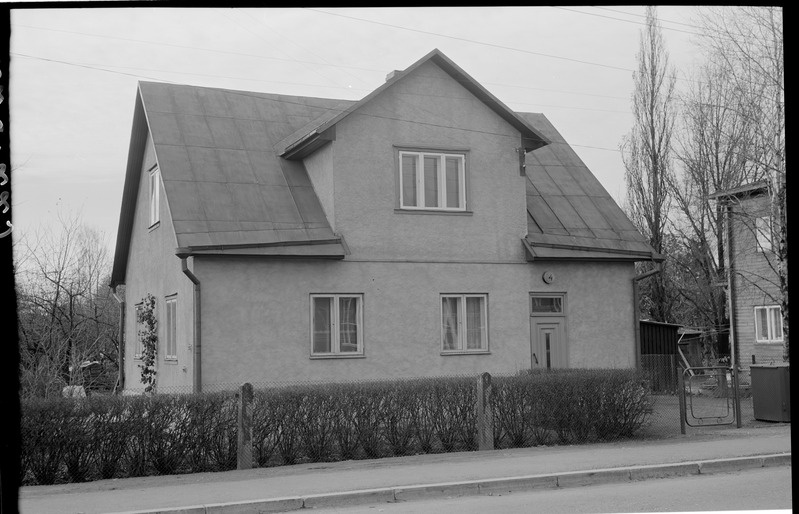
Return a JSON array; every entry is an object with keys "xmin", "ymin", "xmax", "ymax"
[{"xmin": 530, "ymin": 318, "xmax": 566, "ymax": 369}]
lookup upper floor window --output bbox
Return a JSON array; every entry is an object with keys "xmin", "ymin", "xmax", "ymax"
[
  {"xmin": 755, "ymin": 215, "xmax": 773, "ymax": 253},
  {"xmin": 399, "ymin": 151, "xmax": 466, "ymax": 211},
  {"xmin": 165, "ymin": 296, "xmax": 177, "ymax": 361},
  {"xmin": 754, "ymin": 305, "xmax": 783, "ymax": 343},
  {"xmin": 149, "ymin": 166, "xmax": 160, "ymax": 227},
  {"xmin": 311, "ymin": 294, "xmax": 364, "ymax": 357}
]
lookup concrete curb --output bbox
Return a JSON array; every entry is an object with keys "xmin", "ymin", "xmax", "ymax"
[{"xmin": 114, "ymin": 452, "xmax": 791, "ymax": 514}]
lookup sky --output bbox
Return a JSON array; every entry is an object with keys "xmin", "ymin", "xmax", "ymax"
[{"xmin": 7, "ymin": 6, "xmax": 708, "ymax": 256}]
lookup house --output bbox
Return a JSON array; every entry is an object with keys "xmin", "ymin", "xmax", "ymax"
[
  {"xmin": 109, "ymin": 49, "xmax": 661, "ymax": 394},
  {"xmin": 710, "ymin": 182, "xmax": 785, "ymax": 368}
]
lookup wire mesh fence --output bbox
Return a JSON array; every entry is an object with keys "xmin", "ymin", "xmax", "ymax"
[{"xmin": 19, "ymin": 367, "xmax": 781, "ymax": 486}]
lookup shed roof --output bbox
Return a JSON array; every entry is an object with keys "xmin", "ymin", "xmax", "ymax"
[{"xmin": 519, "ymin": 113, "xmax": 662, "ymax": 261}]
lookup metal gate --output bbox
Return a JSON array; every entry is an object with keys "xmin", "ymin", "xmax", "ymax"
[{"xmin": 678, "ymin": 366, "xmax": 742, "ymax": 434}]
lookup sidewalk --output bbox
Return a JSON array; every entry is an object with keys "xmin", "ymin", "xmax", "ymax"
[{"xmin": 19, "ymin": 425, "xmax": 791, "ymax": 514}]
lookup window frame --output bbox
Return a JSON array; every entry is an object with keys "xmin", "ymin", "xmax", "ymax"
[
  {"xmin": 440, "ymin": 293, "xmax": 489, "ymax": 354},
  {"xmin": 529, "ymin": 292, "xmax": 567, "ymax": 317},
  {"xmin": 149, "ymin": 165, "xmax": 160, "ymax": 228},
  {"xmin": 755, "ymin": 215, "xmax": 773, "ymax": 253},
  {"xmin": 309, "ymin": 293, "xmax": 365, "ymax": 358},
  {"xmin": 164, "ymin": 295, "xmax": 178, "ymax": 361},
  {"xmin": 398, "ymin": 150, "xmax": 467, "ymax": 212},
  {"xmin": 754, "ymin": 305, "xmax": 783, "ymax": 344}
]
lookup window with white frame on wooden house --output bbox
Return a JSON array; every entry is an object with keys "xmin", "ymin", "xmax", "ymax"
[
  {"xmin": 399, "ymin": 151, "xmax": 466, "ymax": 211},
  {"xmin": 149, "ymin": 166, "xmax": 160, "ymax": 227},
  {"xmin": 754, "ymin": 305, "xmax": 783, "ymax": 343},
  {"xmin": 310, "ymin": 294, "xmax": 364, "ymax": 356},
  {"xmin": 165, "ymin": 295, "xmax": 177, "ymax": 361},
  {"xmin": 441, "ymin": 294, "xmax": 488, "ymax": 353},
  {"xmin": 755, "ymin": 215, "xmax": 773, "ymax": 253}
]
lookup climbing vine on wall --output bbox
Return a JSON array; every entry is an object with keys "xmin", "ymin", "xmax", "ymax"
[{"xmin": 137, "ymin": 293, "xmax": 158, "ymax": 393}]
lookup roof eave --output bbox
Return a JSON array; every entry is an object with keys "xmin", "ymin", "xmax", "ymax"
[{"xmin": 110, "ymin": 85, "xmax": 149, "ymax": 288}]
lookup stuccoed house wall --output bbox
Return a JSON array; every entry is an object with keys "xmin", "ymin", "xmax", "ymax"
[
  {"xmin": 730, "ymin": 194, "xmax": 784, "ymax": 368},
  {"xmin": 195, "ymin": 259, "xmax": 636, "ymax": 385},
  {"xmin": 123, "ymin": 133, "xmax": 194, "ymax": 394}
]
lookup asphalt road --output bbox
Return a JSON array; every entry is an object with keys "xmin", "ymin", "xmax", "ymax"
[{"xmin": 308, "ymin": 466, "xmax": 792, "ymax": 514}]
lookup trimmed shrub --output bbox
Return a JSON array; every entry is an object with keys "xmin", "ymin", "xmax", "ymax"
[
  {"xmin": 20, "ymin": 368, "xmax": 652, "ymax": 485},
  {"xmin": 21, "ymin": 398, "xmax": 72, "ymax": 485},
  {"xmin": 63, "ymin": 400, "xmax": 94, "ymax": 482},
  {"xmin": 90, "ymin": 395, "xmax": 131, "ymax": 479}
]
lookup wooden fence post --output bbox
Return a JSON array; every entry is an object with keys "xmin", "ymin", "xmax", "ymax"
[
  {"xmin": 476, "ymin": 372, "xmax": 493, "ymax": 451},
  {"xmin": 237, "ymin": 382, "xmax": 253, "ymax": 470}
]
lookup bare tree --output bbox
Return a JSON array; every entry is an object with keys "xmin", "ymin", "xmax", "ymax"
[
  {"xmin": 622, "ymin": 6, "xmax": 678, "ymax": 322},
  {"xmin": 16, "ymin": 211, "xmax": 119, "ymax": 397},
  {"xmin": 668, "ymin": 54, "xmax": 762, "ymax": 360},
  {"xmin": 697, "ymin": 6, "xmax": 786, "ymax": 362}
]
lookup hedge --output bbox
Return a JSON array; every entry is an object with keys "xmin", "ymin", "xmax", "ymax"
[{"xmin": 20, "ymin": 369, "xmax": 652, "ymax": 485}]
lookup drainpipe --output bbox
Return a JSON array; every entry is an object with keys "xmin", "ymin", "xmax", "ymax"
[
  {"xmin": 633, "ymin": 263, "xmax": 662, "ymax": 369},
  {"xmin": 177, "ymin": 252, "xmax": 201, "ymax": 394},
  {"xmin": 111, "ymin": 285, "xmax": 125, "ymax": 394}
]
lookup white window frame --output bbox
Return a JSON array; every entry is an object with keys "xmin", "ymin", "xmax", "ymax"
[
  {"xmin": 755, "ymin": 215, "xmax": 772, "ymax": 253},
  {"xmin": 149, "ymin": 166, "xmax": 160, "ymax": 227},
  {"xmin": 754, "ymin": 305, "xmax": 783, "ymax": 343},
  {"xmin": 310, "ymin": 294, "xmax": 364, "ymax": 357},
  {"xmin": 134, "ymin": 303, "xmax": 144, "ymax": 359},
  {"xmin": 529, "ymin": 293, "xmax": 566, "ymax": 316},
  {"xmin": 165, "ymin": 295, "xmax": 177, "ymax": 361},
  {"xmin": 399, "ymin": 151, "xmax": 466, "ymax": 211},
  {"xmin": 440, "ymin": 294, "xmax": 489, "ymax": 353}
]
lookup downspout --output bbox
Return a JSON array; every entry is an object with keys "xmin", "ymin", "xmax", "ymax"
[
  {"xmin": 111, "ymin": 285, "xmax": 125, "ymax": 394},
  {"xmin": 633, "ymin": 263, "xmax": 663, "ymax": 369},
  {"xmin": 178, "ymin": 253, "xmax": 201, "ymax": 394}
]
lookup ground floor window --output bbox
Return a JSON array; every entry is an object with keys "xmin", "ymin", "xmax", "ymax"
[
  {"xmin": 165, "ymin": 296, "xmax": 177, "ymax": 361},
  {"xmin": 754, "ymin": 305, "xmax": 783, "ymax": 343},
  {"xmin": 441, "ymin": 294, "xmax": 488, "ymax": 353},
  {"xmin": 310, "ymin": 294, "xmax": 364, "ymax": 356}
]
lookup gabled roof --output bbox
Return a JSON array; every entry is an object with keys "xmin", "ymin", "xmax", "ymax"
[
  {"xmin": 276, "ymin": 49, "xmax": 550, "ymax": 160},
  {"xmin": 519, "ymin": 113, "xmax": 662, "ymax": 262},
  {"xmin": 110, "ymin": 50, "xmax": 657, "ymax": 287}
]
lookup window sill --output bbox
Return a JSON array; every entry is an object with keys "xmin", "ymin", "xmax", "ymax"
[
  {"xmin": 395, "ymin": 209, "xmax": 472, "ymax": 216},
  {"xmin": 310, "ymin": 354, "xmax": 366, "ymax": 360},
  {"xmin": 441, "ymin": 350, "xmax": 490, "ymax": 356},
  {"xmin": 148, "ymin": 221, "xmax": 160, "ymax": 232},
  {"xmin": 164, "ymin": 358, "xmax": 179, "ymax": 364},
  {"xmin": 754, "ymin": 341, "xmax": 784, "ymax": 345},
  {"xmin": 133, "ymin": 355, "xmax": 142, "ymax": 361}
]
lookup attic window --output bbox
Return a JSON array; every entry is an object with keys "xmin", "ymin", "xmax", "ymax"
[
  {"xmin": 149, "ymin": 166, "xmax": 160, "ymax": 228},
  {"xmin": 399, "ymin": 151, "xmax": 466, "ymax": 211}
]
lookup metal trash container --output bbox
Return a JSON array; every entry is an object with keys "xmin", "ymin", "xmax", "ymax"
[{"xmin": 750, "ymin": 364, "xmax": 790, "ymax": 422}]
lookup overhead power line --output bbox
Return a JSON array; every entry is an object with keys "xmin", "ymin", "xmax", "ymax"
[
  {"xmin": 12, "ymin": 51, "xmax": 623, "ymax": 154},
  {"xmin": 305, "ymin": 8, "xmax": 635, "ymax": 74}
]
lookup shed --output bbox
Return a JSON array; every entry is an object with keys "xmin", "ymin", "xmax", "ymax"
[{"xmin": 640, "ymin": 320, "xmax": 682, "ymax": 392}]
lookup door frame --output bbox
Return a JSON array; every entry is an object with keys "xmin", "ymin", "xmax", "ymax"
[{"xmin": 529, "ymin": 292, "xmax": 568, "ymax": 369}]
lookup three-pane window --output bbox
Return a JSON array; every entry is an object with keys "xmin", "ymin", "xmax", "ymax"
[
  {"xmin": 754, "ymin": 305, "xmax": 783, "ymax": 343},
  {"xmin": 399, "ymin": 151, "xmax": 466, "ymax": 211},
  {"xmin": 441, "ymin": 294, "xmax": 488, "ymax": 352},
  {"xmin": 311, "ymin": 294, "xmax": 364, "ymax": 356},
  {"xmin": 165, "ymin": 296, "xmax": 177, "ymax": 360}
]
